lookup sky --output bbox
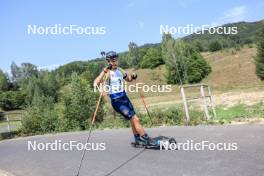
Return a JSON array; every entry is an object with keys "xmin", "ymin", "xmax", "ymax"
[{"xmin": 0, "ymin": 0, "xmax": 264, "ymax": 72}]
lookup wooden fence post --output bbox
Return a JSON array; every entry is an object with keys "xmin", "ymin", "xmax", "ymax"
[
  {"xmin": 200, "ymin": 85, "xmax": 210, "ymax": 120},
  {"xmin": 6, "ymin": 114, "xmax": 11, "ymax": 132},
  {"xmin": 208, "ymin": 86, "xmax": 217, "ymax": 118},
  {"xmin": 180, "ymin": 86, "xmax": 190, "ymax": 122}
]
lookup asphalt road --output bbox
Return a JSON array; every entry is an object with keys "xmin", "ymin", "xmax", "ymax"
[{"xmin": 0, "ymin": 125, "xmax": 264, "ymax": 176}]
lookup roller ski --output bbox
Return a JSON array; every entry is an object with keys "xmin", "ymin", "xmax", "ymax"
[{"xmin": 131, "ymin": 135, "xmax": 177, "ymax": 150}]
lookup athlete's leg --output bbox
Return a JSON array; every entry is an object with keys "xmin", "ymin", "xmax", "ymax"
[
  {"xmin": 130, "ymin": 120, "xmax": 137, "ymax": 134},
  {"xmin": 130, "ymin": 120, "xmax": 141, "ymax": 142},
  {"xmin": 111, "ymin": 95, "xmax": 152, "ymax": 144},
  {"xmin": 130, "ymin": 114, "xmax": 145, "ymax": 136},
  {"xmin": 130, "ymin": 114, "xmax": 157, "ymax": 145}
]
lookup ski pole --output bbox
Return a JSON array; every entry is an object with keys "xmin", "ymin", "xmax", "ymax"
[
  {"xmin": 134, "ymin": 78, "xmax": 153, "ymax": 126},
  {"xmin": 75, "ymin": 72, "xmax": 109, "ymax": 176}
]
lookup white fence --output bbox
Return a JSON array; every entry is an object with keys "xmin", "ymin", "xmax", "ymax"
[{"xmin": 0, "ymin": 112, "xmax": 22, "ymax": 133}]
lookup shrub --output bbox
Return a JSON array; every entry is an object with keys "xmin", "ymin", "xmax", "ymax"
[
  {"xmin": 0, "ymin": 91, "xmax": 25, "ymax": 111},
  {"xmin": 209, "ymin": 40, "xmax": 222, "ymax": 52},
  {"xmin": 140, "ymin": 47, "xmax": 164, "ymax": 68},
  {"xmin": 187, "ymin": 53, "xmax": 212, "ymax": 83},
  {"xmin": 161, "ymin": 34, "xmax": 211, "ymax": 84},
  {"xmin": 255, "ymin": 26, "xmax": 264, "ymax": 80},
  {"xmin": 21, "ymin": 96, "xmax": 58, "ymax": 135},
  {"xmin": 59, "ymin": 73, "xmax": 104, "ymax": 130}
]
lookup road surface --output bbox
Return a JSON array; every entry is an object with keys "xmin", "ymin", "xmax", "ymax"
[{"xmin": 0, "ymin": 125, "xmax": 264, "ymax": 176}]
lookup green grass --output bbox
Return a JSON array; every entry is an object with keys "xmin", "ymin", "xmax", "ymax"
[
  {"xmin": 1, "ymin": 102, "xmax": 262, "ymax": 140},
  {"xmin": 0, "ymin": 121, "xmax": 22, "ymax": 131},
  {"xmin": 207, "ymin": 103, "xmax": 264, "ymax": 124},
  {"xmin": 216, "ymin": 104, "xmax": 249, "ymax": 119},
  {"xmin": 97, "ymin": 102, "xmax": 264, "ymax": 129}
]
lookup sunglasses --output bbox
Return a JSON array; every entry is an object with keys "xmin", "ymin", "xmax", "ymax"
[{"xmin": 107, "ymin": 59, "xmax": 117, "ymax": 62}]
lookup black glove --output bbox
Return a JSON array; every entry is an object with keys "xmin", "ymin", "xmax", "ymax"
[
  {"xmin": 107, "ymin": 64, "xmax": 112, "ymax": 70},
  {"xmin": 131, "ymin": 73, "xmax": 137, "ymax": 80},
  {"xmin": 104, "ymin": 64, "xmax": 112, "ymax": 73}
]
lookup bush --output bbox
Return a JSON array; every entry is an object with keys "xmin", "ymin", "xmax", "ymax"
[
  {"xmin": 21, "ymin": 96, "xmax": 58, "ymax": 135},
  {"xmin": 161, "ymin": 34, "xmax": 211, "ymax": 84},
  {"xmin": 20, "ymin": 73, "xmax": 105, "ymax": 135},
  {"xmin": 209, "ymin": 40, "xmax": 222, "ymax": 52},
  {"xmin": 0, "ymin": 69, "xmax": 8, "ymax": 91},
  {"xmin": 0, "ymin": 91, "xmax": 25, "ymax": 111},
  {"xmin": 22, "ymin": 71, "xmax": 60, "ymax": 105},
  {"xmin": 137, "ymin": 106, "xmax": 184, "ymax": 127},
  {"xmin": 255, "ymin": 26, "xmax": 264, "ymax": 80},
  {"xmin": 140, "ymin": 47, "xmax": 164, "ymax": 68},
  {"xmin": 187, "ymin": 53, "xmax": 212, "ymax": 83},
  {"xmin": 59, "ymin": 73, "xmax": 104, "ymax": 130}
]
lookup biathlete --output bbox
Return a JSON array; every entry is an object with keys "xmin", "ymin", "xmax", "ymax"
[{"xmin": 93, "ymin": 51, "xmax": 156, "ymax": 146}]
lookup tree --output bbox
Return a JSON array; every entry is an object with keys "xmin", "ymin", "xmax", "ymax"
[
  {"xmin": 22, "ymin": 70, "xmax": 60, "ymax": 105},
  {"xmin": 162, "ymin": 34, "xmax": 190, "ymax": 84},
  {"xmin": 59, "ymin": 73, "xmax": 104, "ymax": 130},
  {"xmin": 161, "ymin": 33, "xmax": 173, "ymax": 57},
  {"xmin": 0, "ymin": 91, "xmax": 25, "ymax": 110},
  {"xmin": 0, "ymin": 69, "xmax": 8, "ymax": 91},
  {"xmin": 118, "ymin": 52, "xmax": 130, "ymax": 68},
  {"xmin": 161, "ymin": 33, "xmax": 211, "ymax": 84},
  {"xmin": 20, "ymin": 63, "xmax": 38, "ymax": 80},
  {"xmin": 128, "ymin": 42, "xmax": 140, "ymax": 67},
  {"xmin": 255, "ymin": 25, "xmax": 264, "ymax": 80},
  {"xmin": 193, "ymin": 40, "xmax": 204, "ymax": 52},
  {"xmin": 11, "ymin": 62, "xmax": 38, "ymax": 86},
  {"xmin": 209, "ymin": 40, "xmax": 222, "ymax": 52},
  {"xmin": 21, "ymin": 95, "xmax": 58, "ymax": 135},
  {"xmin": 54, "ymin": 61, "xmax": 88, "ymax": 85},
  {"xmin": 11, "ymin": 61, "xmax": 21, "ymax": 82},
  {"xmin": 86, "ymin": 61, "xmax": 105, "ymax": 81},
  {"xmin": 187, "ymin": 53, "xmax": 212, "ymax": 83},
  {"xmin": 140, "ymin": 47, "xmax": 164, "ymax": 68}
]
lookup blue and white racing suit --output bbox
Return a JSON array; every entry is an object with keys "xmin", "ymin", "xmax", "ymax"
[{"xmin": 106, "ymin": 68, "xmax": 135, "ymax": 120}]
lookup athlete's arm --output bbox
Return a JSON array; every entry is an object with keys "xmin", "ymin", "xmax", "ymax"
[
  {"xmin": 124, "ymin": 72, "xmax": 133, "ymax": 82},
  {"xmin": 93, "ymin": 67, "xmax": 109, "ymax": 86},
  {"xmin": 117, "ymin": 67, "xmax": 137, "ymax": 82}
]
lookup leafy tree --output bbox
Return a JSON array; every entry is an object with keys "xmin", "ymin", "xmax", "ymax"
[
  {"xmin": 118, "ymin": 52, "xmax": 130, "ymax": 68},
  {"xmin": 59, "ymin": 73, "xmax": 104, "ymax": 130},
  {"xmin": 86, "ymin": 60, "xmax": 105, "ymax": 81},
  {"xmin": 20, "ymin": 63, "xmax": 38, "ymax": 79},
  {"xmin": 54, "ymin": 61, "xmax": 88, "ymax": 86},
  {"xmin": 56, "ymin": 61, "xmax": 88, "ymax": 76},
  {"xmin": 23, "ymin": 70, "xmax": 59, "ymax": 104},
  {"xmin": 10, "ymin": 61, "xmax": 21, "ymax": 82},
  {"xmin": 187, "ymin": 53, "xmax": 212, "ymax": 83},
  {"xmin": 161, "ymin": 33, "xmax": 173, "ymax": 57},
  {"xmin": 140, "ymin": 47, "xmax": 164, "ymax": 68},
  {"xmin": 10, "ymin": 62, "xmax": 38, "ymax": 86},
  {"xmin": 162, "ymin": 35, "xmax": 189, "ymax": 84},
  {"xmin": 0, "ymin": 91, "xmax": 25, "ymax": 110},
  {"xmin": 192, "ymin": 40, "xmax": 204, "ymax": 52},
  {"xmin": 21, "ymin": 95, "xmax": 58, "ymax": 135},
  {"xmin": 161, "ymin": 33, "xmax": 211, "ymax": 84},
  {"xmin": 128, "ymin": 42, "xmax": 140, "ymax": 67},
  {"xmin": 209, "ymin": 40, "xmax": 222, "ymax": 52},
  {"xmin": 255, "ymin": 25, "xmax": 264, "ymax": 80},
  {"xmin": 0, "ymin": 69, "xmax": 8, "ymax": 91}
]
